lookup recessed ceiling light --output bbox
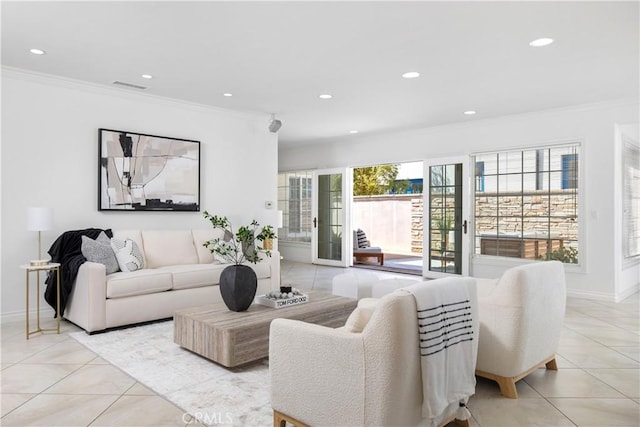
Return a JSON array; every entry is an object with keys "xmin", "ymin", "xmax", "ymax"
[
  {"xmin": 141, "ymin": 74, "xmax": 153, "ymax": 79},
  {"xmin": 29, "ymin": 48, "xmax": 46, "ymax": 55},
  {"xmin": 529, "ymin": 38, "xmax": 554, "ymax": 47},
  {"xmin": 349, "ymin": 130, "xmax": 359, "ymax": 134},
  {"xmin": 402, "ymin": 71, "xmax": 420, "ymax": 79},
  {"xmin": 223, "ymin": 93, "xmax": 233, "ymax": 97},
  {"xmin": 319, "ymin": 94, "xmax": 333, "ymax": 99},
  {"xmin": 463, "ymin": 110, "xmax": 476, "ymax": 115}
]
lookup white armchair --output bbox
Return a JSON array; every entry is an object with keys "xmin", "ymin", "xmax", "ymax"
[
  {"xmin": 270, "ymin": 278, "xmax": 479, "ymax": 427},
  {"xmin": 475, "ymin": 261, "xmax": 566, "ymax": 398}
]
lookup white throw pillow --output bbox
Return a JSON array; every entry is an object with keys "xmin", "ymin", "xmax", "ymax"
[
  {"xmin": 344, "ymin": 298, "xmax": 380, "ymax": 333},
  {"xmin": 81, "ymin": 232, "xmax": 120, "ymax": 274},
  {"xmin": 110, "ymin": 237, "xmax": 145, "ymax": 272}
]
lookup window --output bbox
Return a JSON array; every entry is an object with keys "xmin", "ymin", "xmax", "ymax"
[
  {"xmin": 475, "ymin": 161, "xmax": 485, "ymax": 192},
  {"xmin": 623, "ymin": 139, "xmax": 640, "ymax": 258},
  {"xmin": 278, "ymin": 171, "xmax": 312, "ymax": 243},
  {"xmin": 474, "ymin": 144, "xmax": 580, "ymax": 264},
  {"xmin": 561, "ymin": 154, "xmax": 578, "ymax": 189}
]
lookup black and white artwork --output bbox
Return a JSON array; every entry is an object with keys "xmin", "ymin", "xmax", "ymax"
[{"xmin": 99, "ymin": 128, "xmax": 200, "ymax": 211}]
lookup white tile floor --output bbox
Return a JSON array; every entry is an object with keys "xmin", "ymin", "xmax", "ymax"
[{"xmin": 1, "ymin": 260, "xmax": 638, "ymax": 426}]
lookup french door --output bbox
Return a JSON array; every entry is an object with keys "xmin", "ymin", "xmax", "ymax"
[
  {"xmin": 423, "ymin": 157, "xmax": 470, "ymax": 277},
  {"xmin": 312, "ymin": 168, "xmax": 351, "ymax": 267}
]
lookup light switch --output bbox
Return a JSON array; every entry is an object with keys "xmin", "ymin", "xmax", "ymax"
[{"xmin": 265, "ymin": 201, "xmax": 273, "ymax": 209}]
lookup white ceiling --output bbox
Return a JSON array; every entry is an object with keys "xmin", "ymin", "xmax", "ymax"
[{"xmin": 2, "ymin": 1, "xmax": 638, "ymax": 147}]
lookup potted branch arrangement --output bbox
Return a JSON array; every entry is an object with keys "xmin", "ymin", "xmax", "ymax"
[
  {"xmin": 203, "ymin": 211, "xmax": 276, "ymax": 312},
  {"xmin": 435, "ymin": 213, "xmax": 453, "ymax": 252}
]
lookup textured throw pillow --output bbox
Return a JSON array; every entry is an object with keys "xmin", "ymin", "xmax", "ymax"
[
  {"xmin": 81, "ymin": 232, "xmax": 120, "ymax": 274},
  {"xmin": 356, "ymin": 229, "xmax": 369, "ymax": 248},
  {"xmin": 110, "ymin": 237, "xmax": 145, "ymax": 272},
  {"xmin": 344, "ymin": 298, "xmax": 379, "ymax": 333}
]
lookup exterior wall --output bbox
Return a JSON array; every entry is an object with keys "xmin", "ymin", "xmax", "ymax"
[
  {"xmin": 475, "ymin": 190, "xmax": 579, "ymax": 243},
  {"xmin": 352, "ymin": 195, "xmax": 414, "ymax": 255}
]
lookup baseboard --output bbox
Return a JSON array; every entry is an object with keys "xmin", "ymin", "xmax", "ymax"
[
  {"xmin": 615, "ymin": 283, "xmax": 640, "ymax": 303},
  {"xmin": 566, "ymin": 289, "xmax": 617, "ymax": 303},
  {"xmin": 567, "ymin": 285, "xmax": 640, "ymax": 303},
  {"xmin": 1, "ymin": 307, "xmax": 55, "ymax": 324}
]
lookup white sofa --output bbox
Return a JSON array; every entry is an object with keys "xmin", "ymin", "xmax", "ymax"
[{"xmin": 65, "ymin": 229, "xmax": 280, "ymax": 333}]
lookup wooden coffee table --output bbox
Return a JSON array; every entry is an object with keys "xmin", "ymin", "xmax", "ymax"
[{"xmin": 173, "ymin": 290, "xmax": 357, "ymax": 367}]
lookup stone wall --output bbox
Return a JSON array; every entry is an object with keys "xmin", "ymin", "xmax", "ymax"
[
  {"xmin": 354, "ymin": 189, "xmax": 578, "ymax": 256},
  {"xmin": 475, "ymin": 190, "xmax": 579, "ymax": 246}
]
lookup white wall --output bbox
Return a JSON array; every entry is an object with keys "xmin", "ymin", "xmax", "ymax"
[
  {"xmin": 1, "ymin": 69, "xmax": 279, "ymax": 320},
  {"xmin": 279, "ymin": 100, "xmax": 640, "ymax": 302}
]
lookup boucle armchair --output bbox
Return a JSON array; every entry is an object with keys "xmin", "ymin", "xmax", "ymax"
[
  {"xmin": 475, "ymin": 261, "xmax": 566, "ymax": 398},
  {"xmin": 270, "ymin": 277, "xmax": 479, "ymax": 427}
]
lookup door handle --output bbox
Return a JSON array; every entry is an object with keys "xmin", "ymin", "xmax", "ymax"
[
  {"xmin": 313, "ymin": 217, "xmax": 317, "ymax": 228},
  {"xmin": 462, "ymin": 220, "xmax": 468, "ymax": 234}
]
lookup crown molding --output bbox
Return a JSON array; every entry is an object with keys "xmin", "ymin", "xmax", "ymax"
[{"xmin": 1, "ymin": 66, "xmax": 269, "ymax": 121}]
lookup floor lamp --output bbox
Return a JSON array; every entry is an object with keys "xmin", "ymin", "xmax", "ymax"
[{"xmin": 27, "ymin": 207, "xmax": 53, "ymax": 266}]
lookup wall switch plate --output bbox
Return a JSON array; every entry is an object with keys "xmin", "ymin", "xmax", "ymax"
[{"xmin": 265, "ymin": 201, "xmax": 273, "ymax": 209}]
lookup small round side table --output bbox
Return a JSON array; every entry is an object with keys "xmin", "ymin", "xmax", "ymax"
[{"xmin": 20, "ymin": 263, "xmax": 61, "ymax": 339}]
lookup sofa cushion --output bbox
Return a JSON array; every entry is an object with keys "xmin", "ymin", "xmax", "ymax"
[
  {"xmin": 106, "ymin": 269, "xmax": 173, "ymax": 298},
  {"xmin": 192, "ymin": 229, "xmax": 225, "ymax": 264},
  {"xmin": 159, "ymin": 264, "xmax": 227, "ymax": 290},
  {"xmin": 160, "ymin": 259, "xmax": 272, "ymax": 290},
  {"xmin": 142, "ymin": 230, "xmax": 199, "ymax": 268},
  {"xmin": 110, "ymin": 237, "xmax": 145, "ymax": 272},
  {"xmin": 356, "ymin": 229, "xmax": 369, "ymax": 248},
  {"xmin": 81, "ymin": 232, "xmax": 119, "ymax": 274},
  {"xmin": 112, "ymin": 230, "xmax": 146, "ymax": 266}
]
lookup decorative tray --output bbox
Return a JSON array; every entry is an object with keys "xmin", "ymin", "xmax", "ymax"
[{"xmin": 255, "ymin": 289, "xmax": 309, "ymax": 309}]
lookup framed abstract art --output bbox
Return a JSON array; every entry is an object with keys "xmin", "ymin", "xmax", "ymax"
[{"xmin": 98, "ymin": 128, "xmax": 200, "ymax": 211}]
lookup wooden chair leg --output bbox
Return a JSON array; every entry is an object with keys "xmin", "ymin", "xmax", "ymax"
[
  {"xmin": 273, "ymin": 411, "xmax": 286, "ymax": 427},
  {"xmin": 495, "ymin": 375, "xmax": 518, "ymax": 399},
  {"xmin": 273, "ymin": 410, "xmax": 309, "ymax": 427},
  {"xmin": 545, "ymin": 357, "xmax": 558, "ymax": 370}
]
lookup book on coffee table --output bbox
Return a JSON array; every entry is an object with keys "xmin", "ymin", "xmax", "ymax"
[{"xmin": 255, "ymin": 293, "xmax": 309, "ymax": 309}]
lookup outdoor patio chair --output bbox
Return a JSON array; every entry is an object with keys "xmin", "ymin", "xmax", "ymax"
[{"xmin": 353, "ymin": 229, "xmax": 384, "ymax": 265}]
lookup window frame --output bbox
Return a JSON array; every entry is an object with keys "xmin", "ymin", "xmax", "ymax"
[
  {"xmin": 472, "ymin": 142, "xmax": 581, "ymax": 266},
  {"xmin": 278, "ymin": 170, "xmax": 313, "ymax": 244},
  {"xmin": 622, "ymin": 138, "xmax": 640, "ymax": 259}
]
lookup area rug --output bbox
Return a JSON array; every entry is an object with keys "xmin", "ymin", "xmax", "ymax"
[{"xmin": 71, "ymin": 321, "xmax": 272, "ymax": 426}]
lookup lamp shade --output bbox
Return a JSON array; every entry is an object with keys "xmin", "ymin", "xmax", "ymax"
[{"xmin": 27, "ymin": 207, "xmax": 53, "ymax": 231}]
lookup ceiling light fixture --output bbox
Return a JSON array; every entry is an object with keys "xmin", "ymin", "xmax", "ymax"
[
  {"xmin": 319, "ymin": 94, "xmax": 333, "ymax": 99},
  {"xmin": 529, "ymin": 38, "xmax": 554, "ymax": 47},
  {"xmin": 141, "ymin": 74, "xmax": 153, "ymax": 79},
  {"xmin": 29, "ymin": 48, "xmax": 46, "ymax": 55},
  {"xmin": 349, "ymin": 130, "xmax": 359, "ymax": 134},
  {"xmin": 223, "ymin": 93, "xmax": 233, "ymax": 97},
  {"xmin": 402, "ymin": 71, "xmax": 420, "ymax": 79},
  {"xmin": 463, "ymin": 110, "xmax": 476, "ymax": 115}
]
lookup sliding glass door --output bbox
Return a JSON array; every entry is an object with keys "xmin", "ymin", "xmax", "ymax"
[
  {"xmin": 423, "ymin": 157, "xmax": 470, "ymax": 277},
  {"xmin": 312, "ymin": 168, "xmax": 351, "ymax": 267}
]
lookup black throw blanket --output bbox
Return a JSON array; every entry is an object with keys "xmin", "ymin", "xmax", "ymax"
[{"xmin": 45, "ymin": 228, "xmax": 113, "ymax": 317}]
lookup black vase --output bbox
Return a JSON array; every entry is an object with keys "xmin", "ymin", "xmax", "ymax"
[{"xmin": 219, "ymin": 264, "xmax": 258, "ymax": 312}]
